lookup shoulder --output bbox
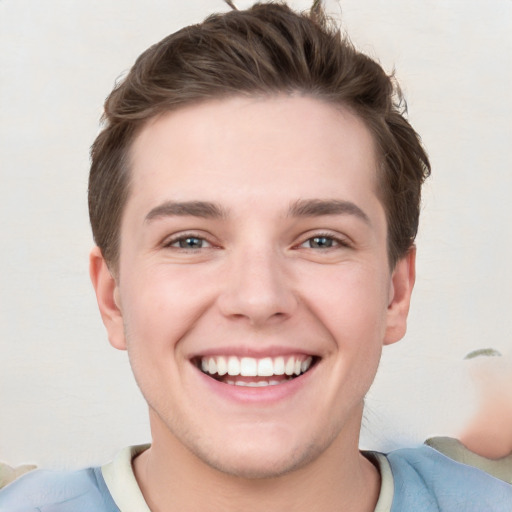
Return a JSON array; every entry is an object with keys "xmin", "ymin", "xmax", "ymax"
[
  {"xmin": 0, "ymin": 466, "xmax": 119, "ymax": 512},
  {"xmin": 425, "ymin": 436, "xmax": 512, "ymax": 484},
  {"xmin": 386, "ymin": 445, "xmax": 512, "ymax": 512}
]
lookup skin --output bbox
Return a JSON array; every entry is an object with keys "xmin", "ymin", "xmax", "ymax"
[
  {"xmin": 459, "ymin": 355, "xmax": 512, "ymax": 459},
  {"xmin": 90, "ymin": 96, "xmax": 415, "ymax": 512}
]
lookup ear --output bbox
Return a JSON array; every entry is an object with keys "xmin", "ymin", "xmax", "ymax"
[
  {"xmin": 89, "ymin": 246, "xmax": 127, "ymax": 350},
  {"xmin": 383, "ymin": 247, "xmax": 416, "ymax": 345}
]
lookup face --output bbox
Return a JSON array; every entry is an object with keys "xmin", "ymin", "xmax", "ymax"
[{"xmin": 91, "ymin": 96, "xmax": 414, "ymax": 478}]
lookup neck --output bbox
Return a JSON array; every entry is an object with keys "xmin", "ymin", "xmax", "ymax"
[{"xmin": 133, "ymin": 411, "xmax": 380, "ymax": 512}]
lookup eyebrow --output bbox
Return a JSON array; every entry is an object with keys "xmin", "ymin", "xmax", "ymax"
[
  {"xmin": 145, "ymin": 201, "xmax": 227, "ymax": 222},
  {"xmin": 288, "ymin": 199, "xmax": 370, "ymax": 224},
  {"xmin": 144, "ymin": 198, "xmax": 370, "ymax": 224}
]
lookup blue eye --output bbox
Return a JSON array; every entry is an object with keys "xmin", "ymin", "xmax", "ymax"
[
  {"xmin": 181, "ymin": 237, "xmax": 203, "ymax": 249},
  {"xmin": 303, "ymin": 236, "xmax": 337, "ymax": 249},
  {"xmin": 169, "ymin": 236, "xmax": 210, "ymax": 249}
]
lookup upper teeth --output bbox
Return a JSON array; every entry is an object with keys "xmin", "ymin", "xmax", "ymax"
[{"xmin": 200, "ymin": 355, "xmax": 313, "ymax": 377}]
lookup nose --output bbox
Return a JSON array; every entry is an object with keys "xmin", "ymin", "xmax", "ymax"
[{"xmin": 217, "ymin": 246, "xmax": 298, "ymax": 326}]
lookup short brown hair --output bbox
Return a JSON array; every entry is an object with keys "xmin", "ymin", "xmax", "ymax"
[{"xmin": 89, "ymin": 1, "xmax": 430, "ymax": 271}]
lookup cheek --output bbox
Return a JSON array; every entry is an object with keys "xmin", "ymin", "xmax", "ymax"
[
  {"xmin": 301, "ymin": 264, "xmax": 390, "ymax": 338},
  {"xmin": 303, "ymin": 266, "xmax": 389, "ymax": 391},
  {"xmin": 119, "ymin": 265, "xmax": 216, "ymax": 351},
  {"xmin": 119, "ymin": 272, "xmax": 190, "ymax": 409}
]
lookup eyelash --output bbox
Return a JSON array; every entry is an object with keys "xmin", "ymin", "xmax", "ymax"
[
  {"xmin": 162, "ymin": 232, "xmax": 351, "ymax": 252},
  {"xmin": 163, "ymin": 233, "xmax": 213, "ymax": 251},
  {"xmin": 298, "ymin": 233, "xmax": 351, "ymax": 250}
]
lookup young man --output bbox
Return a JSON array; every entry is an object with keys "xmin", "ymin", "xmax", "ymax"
[{"xmin": 1, "ymin": 2, "xmax": 511, "ymax": 511}]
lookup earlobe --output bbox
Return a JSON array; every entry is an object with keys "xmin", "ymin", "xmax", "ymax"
[
  {"xmin": 89, "ymin": 246, "xmax": 127, "ymax": 350},
  {"xmin": 383, "ymin": 247, "xmax": 416, "ymax": 345}
]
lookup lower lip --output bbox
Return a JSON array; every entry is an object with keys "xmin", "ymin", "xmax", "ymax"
[{"xmin": 194, "ymin": 365, "xmax": 316, "ymax": 404}]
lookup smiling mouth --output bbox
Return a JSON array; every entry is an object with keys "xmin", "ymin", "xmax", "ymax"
[{"xmin": 194, "ymin": 355, "xmax": 317, "ymax": 387}]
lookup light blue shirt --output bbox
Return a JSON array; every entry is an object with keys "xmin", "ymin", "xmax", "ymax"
[{"xmin": 1, "ymin": 445, "xmax": 511, "ymax": 511}]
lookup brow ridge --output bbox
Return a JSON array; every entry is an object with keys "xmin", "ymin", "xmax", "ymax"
[
  {"xmin": 145, "ymin": 200, "xmax": 227, "ymax": 221},
  {"xmin": 288, "ymin": 199, "xmax": 370, "ymax": 224},
  {"xmin": 145, "ymin": 198, "xmax": 369, "ymax": 224}
]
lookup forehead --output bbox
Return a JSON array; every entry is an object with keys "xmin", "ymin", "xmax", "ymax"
[{"xmin": 127, "ymin": 95, "xmax": 380, "ymax": 216}]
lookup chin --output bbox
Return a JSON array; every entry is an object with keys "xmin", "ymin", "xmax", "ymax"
[{"xmin": 186, "ymin": 429, "xmax": 329, "ymax": 480}]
